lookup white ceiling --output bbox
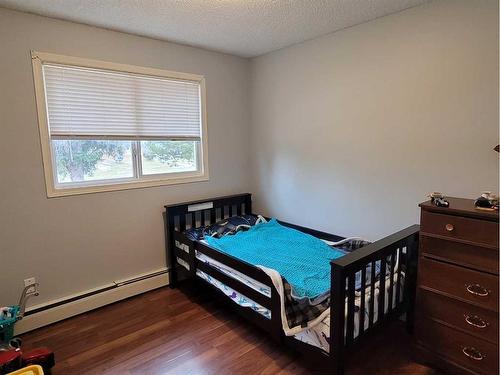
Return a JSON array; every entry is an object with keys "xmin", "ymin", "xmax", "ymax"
[{"xmin": 0, "ymin": 0, "xmax": 428, "ymax": 58}]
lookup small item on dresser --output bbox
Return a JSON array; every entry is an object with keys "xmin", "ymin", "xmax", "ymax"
[
  {"xmin": 428, "ymin": 192, "xmax": 449, "ymax": 207},
  {"xmin": 474, "ymin": 191, "xmax": 499, "ymax": 211}
]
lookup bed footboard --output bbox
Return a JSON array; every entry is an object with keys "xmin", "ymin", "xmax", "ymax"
[{"xmin": 329, "ymin": 225, "xmax": 420, "ymax": 375}]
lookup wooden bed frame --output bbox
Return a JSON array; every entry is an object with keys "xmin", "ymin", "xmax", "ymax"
[{"xmin": 164, "ymin": 193, "xmax": 419, "ymax": 374}]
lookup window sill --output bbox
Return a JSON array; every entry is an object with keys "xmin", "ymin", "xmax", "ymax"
[{"xmin": 46, "ymin": 173, "xmax": 209, "ymax": 198}]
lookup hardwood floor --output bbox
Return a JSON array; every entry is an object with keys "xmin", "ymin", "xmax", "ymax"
[{"xmin": 21, "ymin": 286, "xmax": 438, "ymax": 375}]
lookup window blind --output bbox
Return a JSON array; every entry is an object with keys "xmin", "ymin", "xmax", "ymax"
[{"xmin": 42, "ymin": 64, "xmax": 202, "ymax": 140}]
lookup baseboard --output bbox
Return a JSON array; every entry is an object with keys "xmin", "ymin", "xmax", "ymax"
[{"xmin": 15, "ymin": 270, "xmax": 169, "ymax": 335}]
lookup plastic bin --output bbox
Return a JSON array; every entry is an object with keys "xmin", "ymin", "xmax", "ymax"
[{"xmin": 7, "ymin": 365, "xmax": 44, "ymax": 375}]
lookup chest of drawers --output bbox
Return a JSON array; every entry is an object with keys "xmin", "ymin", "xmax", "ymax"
[{"xmin": 415, "ymin": 198, "xmax": 499, "ymax": 375}]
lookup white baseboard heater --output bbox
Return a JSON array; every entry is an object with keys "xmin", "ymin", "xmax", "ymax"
[{"xmin": 15, "ymin": 268, "xmax": 169, "ymax": 335}]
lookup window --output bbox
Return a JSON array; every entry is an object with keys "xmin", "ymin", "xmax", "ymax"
[{"xmin": 32, "ymin": 51, "xmax": 208, "ymax": 197}]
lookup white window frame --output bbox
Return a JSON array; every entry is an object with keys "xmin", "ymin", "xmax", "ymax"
[{"xmin": 31, "ymin": 51, "xmax": 209, "ymax": 197}]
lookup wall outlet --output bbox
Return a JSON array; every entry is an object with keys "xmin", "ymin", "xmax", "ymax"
[{"xmin": 24, "ymin": 277, "xmax": 36, "ymax": 287}]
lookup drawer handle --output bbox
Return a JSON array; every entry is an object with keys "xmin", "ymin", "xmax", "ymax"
[
  {"xmin": 462, "ymin": 346, "xmax": 485, "ymax": 361},
  {"xmin": 464, "ymin": 314, "xmax": 489, "ymax": 329},
  {"xmin": 445, "ymin": 223, "xmax": 454, "ymax": 232},
  {"xmin": 466, "ymin": 284, "xmax": 490, "ymax": 297}
]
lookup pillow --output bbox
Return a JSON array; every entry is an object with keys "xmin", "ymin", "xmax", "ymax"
[{"xmin": 183, "ymin": 214, "xmax": 259, "ymax": 241}]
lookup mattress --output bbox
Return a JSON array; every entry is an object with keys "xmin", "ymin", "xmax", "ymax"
[
  {"xmin": 177, "ymin": 249, "xmax": 404, "ymax": 353},
  {"xmin": 204, "ymin": 218, "xmax": 346, "ymax": 299}
]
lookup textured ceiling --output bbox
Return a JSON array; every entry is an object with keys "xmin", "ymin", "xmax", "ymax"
[{"xmin": 0, "ymin": 0, "xmax": 428, "ymax": 57}]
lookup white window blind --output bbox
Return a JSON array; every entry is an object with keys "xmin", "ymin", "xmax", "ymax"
[{"xmin": 42, "ymin": 64, "xmax": 202, "ymax": 140}]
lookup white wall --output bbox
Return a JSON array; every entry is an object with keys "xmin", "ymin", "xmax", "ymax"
[
  {"xmin": 0, "ymin": 8, "xmax": 251, "ymax": 306},
  {"xmin": 250, "ymin": 0, "xmax": 499, "ymax": 240}
]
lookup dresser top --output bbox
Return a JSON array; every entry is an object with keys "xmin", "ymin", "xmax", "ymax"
[{"xmin": 420, "ymin": 197, "xmax": 499, "ymax": 221}]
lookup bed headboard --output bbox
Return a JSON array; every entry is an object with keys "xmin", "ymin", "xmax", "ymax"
[
  {"xmin": 165, "ymin": 193, "xmax": 252, "ymax": 233},
  {"xmin": 164, "ymin": 193, "xmax": 252, "ymax": 285}
]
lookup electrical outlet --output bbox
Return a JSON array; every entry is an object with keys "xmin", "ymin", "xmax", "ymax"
[{"xmin": 24, "ymin": 277, "xmax": 36, "ymax": 287}]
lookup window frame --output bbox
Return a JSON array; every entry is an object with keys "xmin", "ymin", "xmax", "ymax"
[{"xmin": 31, "ymin": 51, "xmax": 209, "ymax": 197}]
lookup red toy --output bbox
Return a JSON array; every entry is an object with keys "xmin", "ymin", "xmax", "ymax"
[
  {"xmin": 0, "ymin": 347, "xmax": 54, "ymax": 374},
  {"xmin": 0, "ymin": 349, "xmax": 22, "ymax": 374},
  {"xmin": 22, "ymin": 348, "xmax": 55, "ymax": 371}
]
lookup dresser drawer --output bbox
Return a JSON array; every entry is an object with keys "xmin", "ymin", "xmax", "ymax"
[
  {"xmin": 418, "ymin": 258, "xmax": 499, "ymax": 312},
  {"xmin": 421, "ymin": 211, "xmax": 498, "ymax": 248},
  {"xmin": 420, "ymin": 236, "xmax": 499, "ymax": 275},
  {"xmin": 416, "ymin": 318, "xmax": 499, "ymax": 375},
  {"xmin": 417, "ymin": 289, "xmax": 499, "ymax": 344}
]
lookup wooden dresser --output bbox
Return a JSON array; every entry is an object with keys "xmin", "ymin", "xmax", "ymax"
[{"xmin": 415, "ymin": 197, "xmax": 499, "ymax": 375}]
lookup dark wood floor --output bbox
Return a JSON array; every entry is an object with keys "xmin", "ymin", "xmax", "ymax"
[{"xmin": 22, "ymin": 286, "xmax": 438, "ymax": 375}]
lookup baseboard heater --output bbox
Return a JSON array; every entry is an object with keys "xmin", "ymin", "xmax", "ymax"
[
  {"xmin": 26, "ymin": 268, "xmax": 170, "ymax": 316},
  {"xmin": 16, "ymin": 268, "xmax": 169, "ymax": 335}
]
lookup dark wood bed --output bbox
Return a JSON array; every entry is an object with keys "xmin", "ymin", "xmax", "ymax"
[{"xmin": 164, "ymin": 193, "xmax": 419, "ymax": 374}]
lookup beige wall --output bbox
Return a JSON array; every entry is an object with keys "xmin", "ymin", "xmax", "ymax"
[
  {"xmin": 0, "ymin": 8, "xmax": 251, "ymax": 305},
  {"xmin": 1, "ymin": 0, "xmax": 498, "ymax": 309},
  {"xmin": 250, "ymin": 0, "xmax": 499, "ymax": 240}
]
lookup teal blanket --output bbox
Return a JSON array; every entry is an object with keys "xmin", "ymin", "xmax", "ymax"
[{"xmin": 205, "ymin": 218, "xmax": 345, "ymax": 298}]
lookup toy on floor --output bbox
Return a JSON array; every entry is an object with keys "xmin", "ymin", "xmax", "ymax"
[
  {"xmin": 0, "ymin": 348, "xmax": 53, "ymax": 375},
  {"xmin": 0, "ymin": 285, "xmax": 39, "ymax": 345},
  {"xmin": 0, "ymin": 285, "xmax": 55, "ymax": 375}
]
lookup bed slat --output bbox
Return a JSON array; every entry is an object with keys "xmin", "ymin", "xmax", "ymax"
[
  {"xmin": 379, "ymin": 256, "xmax": 387, "ymax": 319},
  {"xmin": 346, "ymin": 274, "xmax": 356, "ymax": 345},
  {"xmin": 179, "ymin": 213, "xmax": 186, "ymax": 232},
  {"xmin": 174, "ymin": 247, "xmax": 190, "ymax": 263},
  {"xmin": 403, "ymin": 240, "xmax": 410, "ymax": 307},
  {"xmin": 395, "ymin": 247, "xmax": 402, "ymax": 305},
  {"xmin": 199, "ymin": 274, "xmax": 274, "ymax": 333},
  {"xmin": 369, "ymin": 261, "xmax": 376, "ymax": 327},
  {"xmin": 331, "ymin": 264, "xmax": 346, "ymax": 375},
  {"xmin": 388, "ymin": 249, "xmax": 395, "ymax": 311},
  {"xmin": 173, "ymin": 215, "xmax": 180, "ymax": 232},
  {"xmin": 195, "ymin": 242, "xmax": 273, "ymax": 285},
  {"xmin": 196, "ymin": 261, "xmax": 272, "ymax": 309},
  {"xmin": 359, "ymin": 265, "xmax": 367, "ymax": 335},
  {"xmin": 199, "ymin": 210, "xmax": 205, "ymax": 227}
]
